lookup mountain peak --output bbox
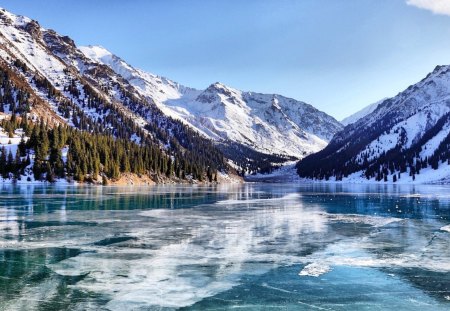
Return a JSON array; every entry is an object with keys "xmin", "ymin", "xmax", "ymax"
[
  {"xmin": 0, "ymin": 7, "xmax": 35, "ymax": 29},
  {"xmin": 0, "ymin": 7, "xmax": 45, "ymax": 42},
  {"xmin": 204, "ymin": 82, "xmax": 240, "ymax": 96},
  {"xmin": 197, "ymin": 82, "xmax": 241, "ymax": 105},
  {"xmin": 206, "ymin": 82, "xmax": 232, "ymax": 92},
  {"xmin": 211, "ymin": 81, "xmax": 226, "ymax": 87}
]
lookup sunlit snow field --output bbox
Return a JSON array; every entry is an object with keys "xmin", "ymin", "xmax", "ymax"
[{"xmin": 0, "ymin": 183, "xmax": 449, "ymax": 310}]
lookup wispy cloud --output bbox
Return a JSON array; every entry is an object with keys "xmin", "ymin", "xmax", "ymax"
[{"xmin": 406, "ymin": 0, "xmax": 450, "ymax": 16}]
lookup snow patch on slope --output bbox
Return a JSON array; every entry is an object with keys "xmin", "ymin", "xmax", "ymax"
[{"xmin": 420, "ymin": 120, "xmax": 450, "ymax": 159}]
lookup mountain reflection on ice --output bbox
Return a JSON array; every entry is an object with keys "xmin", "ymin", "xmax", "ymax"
[{"xmin": 0, "ymin": 183, "xmax": 449, "ymax": 310}]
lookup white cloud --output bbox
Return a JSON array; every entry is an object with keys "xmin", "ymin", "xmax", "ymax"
[{"xmin": 406, "ymin": 0, "xmax": 450, "ymax": 16}]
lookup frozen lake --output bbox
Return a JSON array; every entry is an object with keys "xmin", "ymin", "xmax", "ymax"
[{"xmin": 0, "ymin": 183, "xmax": 449, "ymax": 310}]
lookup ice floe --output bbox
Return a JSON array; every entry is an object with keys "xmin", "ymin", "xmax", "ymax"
[
  {"xmin": 299, "ymin": 263, "xmax": 332, "ymax": 277},
  {"xmin": 440, "ymin": 225, "xmax": 450, "ymax": 233}
]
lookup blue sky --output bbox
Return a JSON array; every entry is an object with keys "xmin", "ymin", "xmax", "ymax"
[{"xmin": 2, "ymin": 0, "xmax": 450, "ymax": 120}]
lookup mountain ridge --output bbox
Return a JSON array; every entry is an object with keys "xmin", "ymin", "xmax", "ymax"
[
  {"xmin": 0, "ymin": 6, "xmax": 342, "ymax": 181},
  {"xmin": 79, "ymin": 45, "xmax": 343, "ymax": 173},
  {"xmin": 0, "ymin": 7, "xmax": 232, "ymax": 183},
  {"xmin": 341, "ymin": 98, "xmax": 387, "ymax": 126},
  {"xmin": 297, "ymin": 63, "xmax": 450, "ymax": 184}
]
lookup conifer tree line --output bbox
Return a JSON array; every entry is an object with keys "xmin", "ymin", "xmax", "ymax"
[
  {"xmin": 1, "ymin": 116, "xmax": 219, "ymax": 183},
  {"xmin": 0, "ymin": 60, "xmax": 225, "ymax": 182}
]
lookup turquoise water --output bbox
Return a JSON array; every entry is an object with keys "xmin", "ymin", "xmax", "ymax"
[{"xmin": 0, "ymin": 183, "xmax": 449, "ymax": 310}]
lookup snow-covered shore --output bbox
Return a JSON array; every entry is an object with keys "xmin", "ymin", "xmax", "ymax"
[{"xmin": 246, "ymin": 161, "xmax": 450, "ymax": 185}]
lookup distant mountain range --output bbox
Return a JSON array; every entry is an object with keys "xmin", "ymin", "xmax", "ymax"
[
  {"xmin": 79, "ymin": 45, "xmax": 342, "ymax": 173},
  {"xmin": 0, "ymin": 7, "xmax": 342, "ymax": 179},
  {"xmin": 297, "ymin": 64, "xmax": 450, "ymax": 183}
]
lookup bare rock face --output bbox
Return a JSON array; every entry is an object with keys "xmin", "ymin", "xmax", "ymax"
[
  {"xmin": 61, "ymin": 35, "xmax": 76, "ymax": 48},
  {"xmin": 0, "ymin": 9, "xmax": 13, "ymax": 25},
  {"xmin": 22, "ymin": 20, "xmax": 42, "ymax": 41}
]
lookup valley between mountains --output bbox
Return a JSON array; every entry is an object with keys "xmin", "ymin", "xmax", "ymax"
[{"xmin": 0, "ymin": 7, "xmax": 450, "ymax": 184}]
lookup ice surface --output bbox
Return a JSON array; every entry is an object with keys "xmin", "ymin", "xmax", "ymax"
[
  {"xmin": 326, "ymin": 213, "xmax": 402, "ymax": 227},
  {"xmin": 0, "ymin": 184, "xmax": 449, "ymax": 310}
]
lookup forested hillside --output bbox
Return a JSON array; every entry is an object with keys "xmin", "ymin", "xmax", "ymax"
[
  {"xmin": 0, "ymin": 8, "xmax": 230, "ymax": 183},
  {"xmin": 0, "ymin": 116, "xmax": 221, "ymax": 183},
  {"xmin": 297, "ymin": 64, "xmax": 450, "ymax": 183}
]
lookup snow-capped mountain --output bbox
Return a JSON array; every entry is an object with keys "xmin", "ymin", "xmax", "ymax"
[
  {"xmin": 185, "ymin": 82, "xmax": 341, "ymax": 155},
  {"xmin": 297, "ymin": 65, "xmax": 450, "ymax": 183},
  {"xmin": 80, "ymin": 45, "xmax": 343, "ymax": 171},
  {"xmin": 0, "ymin": 7, "xmax": 343, "ymax": 175},
  {"xmin": 79, "ymin": 45, "xmax": 197, "ymax": 107},
  {"xmin": 341, "ymin": 98, "xmax": 386, "ymax": 126},
  {"xmin": 0, "ymin": 7, "xmax": 229, "ymax": 177}
]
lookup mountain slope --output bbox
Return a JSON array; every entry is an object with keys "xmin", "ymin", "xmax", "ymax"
[
  {"xmin": 0, "ymin": 6, "xmax": 342, "ymax": 179},
  {"xmin": 297, "ymin": 65, "xmax": 450, "ymax": 183},
  {"xmin": 80, "ymin": 45, "xmax": 343, "ymax": 173},
  {"xmin": 0, "ymin": 7, "xmax": 230, "ymax": 182},
  {"xmin": 164, "ymin": 82, "xmax": 339, "ymax": 157},
  {"xmin": 341, "ymin": 99, "xmax": 386, "ymax": 126}
]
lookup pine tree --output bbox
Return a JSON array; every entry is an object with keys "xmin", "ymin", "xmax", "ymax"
[
  {"xmin": 6, "ymin": 150, "xmax": 13, "ymax": 176},
  {"xmin": 18, "ymin": 137, "xmax": 26, "ymax": 157},
  {"xmin": 0, "ymin": 147, "xmax": 7, "ymax": 179},
  {"xmin": 14, "ymin": 151, "xmax": 22, "ymax": 178}
]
